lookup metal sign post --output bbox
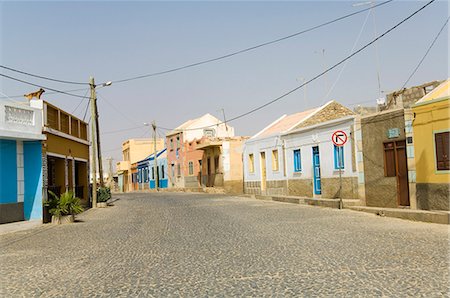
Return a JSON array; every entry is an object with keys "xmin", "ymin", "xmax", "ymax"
[{"xmin": 331, "ymin": 130, "xmax": 348, "ymax": 210}]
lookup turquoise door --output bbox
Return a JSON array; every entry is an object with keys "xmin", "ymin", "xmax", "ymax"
[{"xmin": 312, "ymin": 146, "xmax": 321, "ymax": 195}]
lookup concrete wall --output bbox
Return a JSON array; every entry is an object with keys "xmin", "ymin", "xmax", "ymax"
[{"xmin": 360, "ymin": 109, "xmax": 406, "ymax": 208}]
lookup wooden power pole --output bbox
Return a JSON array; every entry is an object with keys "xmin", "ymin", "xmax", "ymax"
[{"xmin": 89, "ymin": 76, "xmax": 98, "ymax": 208}]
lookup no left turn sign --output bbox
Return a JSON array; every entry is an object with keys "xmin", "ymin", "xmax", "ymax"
[{"xmin": 332, "ymin": 130, "xmax": 347, "ymax": 146}]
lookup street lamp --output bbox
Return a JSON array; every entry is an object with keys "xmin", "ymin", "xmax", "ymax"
[{"xmin": 144, "ymin": 122, "xmax": 159, "ymax": 191}]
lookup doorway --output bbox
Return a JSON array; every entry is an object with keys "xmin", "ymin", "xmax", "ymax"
[
  {"xmin": 260, "ymin": 152, "xmax": 267, "ymax": 192},
  {"xmin": 312, "ymin": 146, "xmax": 321, "ymax": 196},
  {"xmin": 384, "ymin": 140, "xmax": 410, "ymax": 206}
]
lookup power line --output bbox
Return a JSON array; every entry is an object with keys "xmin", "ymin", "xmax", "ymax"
[
  {"xmin": 0, "ymin": 73, "xmax": 90, "ymax": 99},
  {"xmin": 82, "ymin": 99, "xmax": 90, "ymax": 122},
  {"xmin": 0, "ymin": 65, "xmax": 87, "ymax": 85},
  {"xmin": 155, "ymin": 0, "xmax": 437, "ymax": 132},
  {"xmin": 101, "ymin": 126, "xmax": 144, "ymax": 135},
  {"xmin": 401, "ymin": 16, "xmax": 449, "ymax": 89},
  {"xmin": 71, "ymin": 89, "xmax": 90, "ymax": 114},
  {"xmin": 0, "ymin": 87, "xmax": 90, "ymax": 99},
  {"xmin": 97, "ymin": 92, "xmax": 140, "ymax": 127},
  {"xmin": 103, "ymin": 0, "xmax": 394, "ymax": 85}
]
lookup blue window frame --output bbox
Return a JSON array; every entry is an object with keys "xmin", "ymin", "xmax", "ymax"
[
  {"xmin": 334, "ymin": 145, "xmax": 344, "ymax": 170},
  {"xmin": 293, "ymin": 149, "xmax": 302, "ymax": 172}
]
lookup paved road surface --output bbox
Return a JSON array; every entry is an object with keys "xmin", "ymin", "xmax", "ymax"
[{"xmin": 1, "ymin": 192, "xmax": 448, "ymax": 297}]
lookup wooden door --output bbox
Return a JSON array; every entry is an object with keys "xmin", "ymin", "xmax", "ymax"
[
  {"xmin": 260, "ymin": 152, "xmax": 267, "ymax": 192},
  {"xmin": 395, "ymin": 141, "xmax": 410, "ymax": 206}
]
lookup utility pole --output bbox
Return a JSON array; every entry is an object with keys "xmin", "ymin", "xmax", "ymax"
[
  {"xmin": 152, "ymin": 121, "xmax": 159, "ymax": 190},
  {"xmin": 95, "ymin": 102, "xmax": 104, "ymax": 188},
  {"xmin": 89, "ymin": 76, "xmax": 98, "ymax": 208},
  {"xmin": 107, "ymin": 157, "xmax": 113, "ymax": 186}
]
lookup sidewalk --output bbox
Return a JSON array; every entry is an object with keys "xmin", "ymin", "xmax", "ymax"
[
  {"xmin": 250, "ymin": 194, "xmax": 450, "ymax": 225},
  {"xmin": 0, "ymin": 220, "xmax": 43, "ymax": 236}
]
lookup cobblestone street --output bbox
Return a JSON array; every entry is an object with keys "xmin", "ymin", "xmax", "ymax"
[{"xmin": 1, "ymin": 192, "xmax": 449, "ymax": 297}]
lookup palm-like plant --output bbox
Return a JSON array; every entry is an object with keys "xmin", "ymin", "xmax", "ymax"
[{"xmin": 46, "ymin": 191, "xmax": 84, "ymax": 217}]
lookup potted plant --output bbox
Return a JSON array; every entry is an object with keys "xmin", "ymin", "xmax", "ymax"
[
  {"xmin": 45, "ymin": 191, "xmax": 84, "ymax": 224},
  {"xmin": 97, "ymin": 187, "xmax": 111, "ymax": 208}
]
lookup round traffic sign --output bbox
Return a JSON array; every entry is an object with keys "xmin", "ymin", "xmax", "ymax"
[{"xmin": 332, "ymin": 130, "xmax": 347, "ymax": 146}]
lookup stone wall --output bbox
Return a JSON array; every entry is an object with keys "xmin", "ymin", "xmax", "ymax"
[
  {"xmin": 384, "ymin": 80, "xmax": 443, "ymax": 110},
  {"xmin": 224, "ymin": 180, "xmax": 244, "ymax": 194},
  {"xmin": 416, "ymin": 183, "xmax": 450, "ymax": 211},
  {"xmin": 321, "ymin": 177, "xmax": 358, "ymax": 199},
  {"xmin": 287, "ymin": 179, "xmax": 313, "ymax": 197},
  {"xmin": 266, "ymin": 180, "xmax": 288, "ymax": 196},
  {"xmin": 361, "ymin": 109, "xmax": 405, "ymax": 208},
  {"xmin": 244, "ymin": 181, "xmax": 261, "ymax": 195},
  {"xmin": 296, "ymin": 101, "xmax": 354, "ymax": 129}
]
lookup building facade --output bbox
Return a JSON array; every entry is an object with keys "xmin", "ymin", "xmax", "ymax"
[
  {"xmin": 197, "ymin": 137, "xmax": 248, "ymax": 194},
  {"xmin": 412, "ymin": 79, "xmax": 449, "ymax": 211},
  {"xmin": 166, "ymin": 113, "xmax": 234, "ymax": 189},
  {"xmin": 116, "ymin": 138, "xmax": 164, "ymax": 192},
  {"xmin": 244, "ymin": 101, "xmax": 357, "ymax": 198},
  {"xmin": 30, "ymin": 99, "xmax": 90, "ymax": 212},
  {"xmin": 0, "ymin": 100, "xmax": 45, "ymax": 224},
  {"xmin": 137, "ymin": 149, "xmax": 168, "ymax": 190}
]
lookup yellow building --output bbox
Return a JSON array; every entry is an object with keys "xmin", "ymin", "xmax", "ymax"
[
  {"xmin": 412, "ymin": 79, "xmax": 449, "ymax": 211},
  {"xmin": 116, "ymin": 138, "xmax": 164, "ymax": 192}
]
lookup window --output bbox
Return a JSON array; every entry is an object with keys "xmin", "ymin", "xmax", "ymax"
[
  {"xmin": 170, "ymin": 138, "xmax": 173, "ymax": 150},
  {"xmin": 203, "ymin": 128, "xmax": 215, "ymax": 137},
  {"xmin": 188, "ymin": 161, "xmax": 194, "ymax": 175},
  {"xmin": 293, "ymin": 149, "xmax": 302, "ymax": 172},
  {"xmin": 248, "ymin": 154, "xmax": 255, "ymax": 173},
  {"xmin": 334, "ymin": 145, "xmax": 344, "ymax": 170},
  {"xmin": 272, "ymin": 149, "xmax": 279, "ymax": 171},
  {"xmin": 161, "ymin": 165, "xmax": 165, "ymax": 179},
  {"xmin": 151, "ymin": 167, "xmax": 154, "ymax": 180},
  {"xmin": 176, "ymin": 136, "xmax": 180, "ymax": 148},
  {"xmin": 383, "ymin": 142, "xmax": 396, "ymax": 177},
  {"xmin": 435, "ymin": 132, "xmax": 449, "ymax": 171},
  {"xmin": 176, "ymin": 148, "xmax": 179, "ymax": 159},
  {"xmin": 171, "ymin": 164, "xmax": 175, "ymax": 177},
  {"xmin": 138, "ymin": 169, "xmax": 142, "ymax": 183},
  {"xmin": 177, "ymin": 164, "xmax": 181, "ymax": 177}
]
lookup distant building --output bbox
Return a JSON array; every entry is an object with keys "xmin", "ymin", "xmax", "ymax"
[
  {"xmin": 412, "ymin": 79, "xmax": 449, "ymax": 211},
  {"xmin": 166, "ymin": 113, "xmax": 234, "ymax": 189},
  {"xmin": 137, "ymin": 148, "xmax": 168, "ymax": 190},
  {"xmin": 197, "ymin": 137, "xmax": 248, "ymax": 194},
  {"xmin": 116, "ymin": 138, "xmax": 164, "ymax": 192},
  {"xmin": 0, "ymin": 100, "xmax": 45, "ymax": 224}
]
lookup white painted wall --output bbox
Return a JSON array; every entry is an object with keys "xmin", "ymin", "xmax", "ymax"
[
  {"xmin": 184, "ymin": 114, "xmax": 235, "ymax": 142},
  {"xmin": 0, "ymin": 101, "xmax": 44, "ymax": 140},
  {"xmin": 243, "ymin": 134, "xmax": 286, "ymax": 183},
  {"xmin": 282, "ymin": 118, "xmax": 357, "ymax": 180}
]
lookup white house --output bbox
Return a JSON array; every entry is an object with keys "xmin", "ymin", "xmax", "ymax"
[{"xmin": 243, "ymin": 100, "xmax": 358, "ymax": 199}]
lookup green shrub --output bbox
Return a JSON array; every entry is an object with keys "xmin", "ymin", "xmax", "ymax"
[
  {"xmin": 45, "ymin": 191, "xmax": 84, "ymax": 217},
  {"xmin": 97, "ymin": 187, "xmax": 111, "ymax": 203}
]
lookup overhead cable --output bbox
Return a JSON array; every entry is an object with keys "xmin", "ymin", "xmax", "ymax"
[
  {"xmin": 0, "ymin": 65, "xmax": 87, "ymax": 85},
  {"xmin": 0, "ymin": 73, "xmax": 90, "ymax": 99},
  {"xmin": 154, "ymin": 0, "xmax": 436, "ymax": 132},
  {"xmin": 104, "ymin": 0, "xmax": 394, "ymax": 85}
]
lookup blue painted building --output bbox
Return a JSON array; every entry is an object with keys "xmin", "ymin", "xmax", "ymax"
[
  {"xmin": 0, "ymin": 101, "xmax": 46, "ymax": 224},
  {"xmin": 137, "ymin": 149, "xmax": 168, "ymax": 189}
]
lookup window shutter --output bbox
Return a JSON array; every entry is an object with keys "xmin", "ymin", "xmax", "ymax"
[{"xmin": 435, "ymin": 132, "xmax": 450, "ymax": 171}]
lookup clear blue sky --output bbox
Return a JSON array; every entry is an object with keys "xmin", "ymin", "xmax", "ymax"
[{"xmin": 1, "ymin": 0, "xmax": 448, "ymax": 166}]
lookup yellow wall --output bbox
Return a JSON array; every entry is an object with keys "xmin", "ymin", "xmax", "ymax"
[
  {"xmin": 413, "ymin": 98, "xmax": 450, "ymax": 184},
  {"xmin": 45, "ymin": 133, "xmax": 89, "ymax": 160}
]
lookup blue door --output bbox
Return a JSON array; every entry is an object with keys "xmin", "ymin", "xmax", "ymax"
[{"xmin": 312, "ymin": 146, "xmax": 321, "ymax": 195}]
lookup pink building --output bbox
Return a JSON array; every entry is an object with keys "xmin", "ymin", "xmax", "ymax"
[{"xmin": 166, "ymin": 114, "xmax": 234, "ymax": 188}]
